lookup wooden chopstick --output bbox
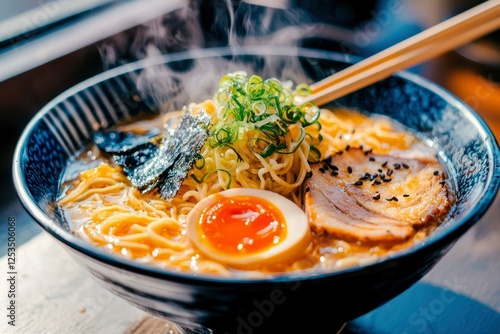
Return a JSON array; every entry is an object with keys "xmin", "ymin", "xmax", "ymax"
[{"xmin": 301, "ymin": 0, "xmax": 500, "ymax": 106}]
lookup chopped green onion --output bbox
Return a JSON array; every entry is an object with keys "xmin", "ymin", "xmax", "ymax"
[
  {"xmin": 194, "ymin": 154, "xmax": 205, "ymax": 169},
  {"xmin": 308, "ymin": 146, "xmax": 321, "ymax": 163},
  {"xmin": 295, "ymin": 83, "xmax": 312, "ymax": 97},
  {"xmin": 208, "ymin": 72, "xmax": 322, "ymax": 161},
  {"xmin": 224, "ymin": 145, "xmax": 244, "ymax": 161},
  {"xmin": 190, "ymin": 169, "xmax": 232, "ymax": 189}
]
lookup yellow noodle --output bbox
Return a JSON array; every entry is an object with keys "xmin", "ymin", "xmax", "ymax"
[
  {"xmin": 113, "ymin": 241, "xmax": 150, "ymax": 252},
  {"xmin": 60, "ymin": 181, "xmax": 126, "ymax": 205},
  {"xmin": 119, "ymin": 232, "xmax": 149, "ymax": 241},
  {"xmin": 59, "ymin": 103, "xmax": 422, "ymax": 276}
]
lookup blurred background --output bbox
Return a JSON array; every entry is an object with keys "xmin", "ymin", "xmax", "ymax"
[{"xmin": 0, "ymin": 0, "xmax": 498, "ymax": 328}]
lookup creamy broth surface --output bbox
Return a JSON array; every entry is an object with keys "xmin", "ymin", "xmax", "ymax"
[
  {"xmin": 59, "ymin": 103, "xmax": 453, "ymax": 278},
  {"xmin": 58, "ymin": 76, "xmax": 453, "ymax": 278}
]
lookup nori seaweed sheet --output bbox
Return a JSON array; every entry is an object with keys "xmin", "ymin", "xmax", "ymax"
[{"xmin": 94, "ymin": 110, "xmax": 209, "ymax": 200}]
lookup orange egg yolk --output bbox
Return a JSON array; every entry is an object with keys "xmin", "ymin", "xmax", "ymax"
[{"xmin": 198, "ymin": 195, "xmax": 286, "ymax": 255}]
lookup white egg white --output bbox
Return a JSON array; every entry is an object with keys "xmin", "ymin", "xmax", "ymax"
[{"xmin": 186, "ymin": 188, "xmax": 311, "ymax": 268}]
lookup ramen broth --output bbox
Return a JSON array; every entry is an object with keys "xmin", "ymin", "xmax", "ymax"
[{"xmin": 58, "ymin": 103, "xmax": 453, "ymax": 278}]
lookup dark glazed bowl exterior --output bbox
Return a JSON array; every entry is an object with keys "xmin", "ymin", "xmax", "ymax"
[{"xmin": 13, "ymin": 46, "xmax": 500, "ymax": 333}]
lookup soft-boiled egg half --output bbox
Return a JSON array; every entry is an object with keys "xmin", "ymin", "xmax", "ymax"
[{"xmin": 186, "ymin": 188, "xmax": 311, "ymax": 268}]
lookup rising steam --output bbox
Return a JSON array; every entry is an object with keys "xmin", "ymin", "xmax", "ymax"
[{"xmin": 97, "ymin": 0, "xmax": 357, "ymax": 114}]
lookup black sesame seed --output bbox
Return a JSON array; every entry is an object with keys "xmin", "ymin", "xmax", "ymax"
[
  {"xmin": 373, "ymin": 193, "xmax": 381, "ymax": 200},
  {"xmin": 347, "ymin": 166, "xmax": 353, "ymax": 173},
  {"xmin": 338, "ymin": 150, "xmax": 344, "ymax": 155},
  {"xmin": 354, "ymin": 181, "xmax": 363, "ymax": 186},
  {"xmin": 306, "ymin": 171, "xmax": 313, "ymax": 178},
  {"xmin": 323, "ymin": 164, "xmax": 329, "ymax": 170},
  {"xmin": 392, "ymin": 196, "xmax": 399, "ymax": 202},
  {"xmin": 365, "ymin": 172, "xmax": 372, "ymax": 178},
  {"xmin": 305, "ymin": 186, "xmax": 310, "ymax": 192},
  {"xmin": 381, "ymin": 161, "xmax": 388, "ymax": 167},
  {"xmin": 379, "ymin": 173, "xmax": 385, "ymax": 179},
  {"xmin": 403, "ymin": 194, "xmax": 410, "ymax": 197},
  {"xmin": 331, "ymin": 171, "xmax": 338, "ymax": 176},
  {"xmin": 359, "ymin": 145, "xmax": 364, "ymax": 150},
  {"xmin": 372, "ymin": 180, "xmax": 381, "ymax": 185},
  {"xmin": 330, "ymin": 164, "xmax": 339, "ymax": 171},
  {"xmin": 325, "ymin": 156, "xmax": 333, "ymax": 163},
  {"xmin": 345, "ymin": 144, "xmax": 350, "ymax": 151},
  {"xmin": 433, "ymin": 170, "xmax": 439, "ymax": 175},
  {"xmin": 385, "ymin": 197, "xmax": 393, "ymax": 201},
  {"xmin": 394, "ymin": 163, "xmax": 401, "ymax": 170},
  {"xmin": 387, "ymin": 169, "xmax": 393, "ymax": 176},
  {"xmin": 439, "ymin": 181, "xmax": 446, "ymax": 185},
  {"xmin": 383, "ymin": 178, "xmax": 392, "ymax": 182},
  {"xmin": 402, "ymin": 162, "xmax": 409, "ymax": 169},
  {"xmin": 369, "ymin": 157, "xmax": 375, "ymax": 162},
  {"xmin": 359, "ymin": 176, "xmax": 368, "ymax": 181},
  {"xmin": 319, "ymin": 167, "xmax": 326, "ymax": 173},
  {"xmin": 378, "ymin": 169, "xmax": 383, "ymax": 173}
]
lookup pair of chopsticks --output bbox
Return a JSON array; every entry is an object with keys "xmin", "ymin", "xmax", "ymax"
[{"xmin": 299, "ymin": 0, "xmax": 500, "ymax": 106}]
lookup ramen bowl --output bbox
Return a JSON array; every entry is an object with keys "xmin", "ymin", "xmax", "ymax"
[{"xmin": 13, "ymin": 46, "xmax": 500, "ymax": 333}]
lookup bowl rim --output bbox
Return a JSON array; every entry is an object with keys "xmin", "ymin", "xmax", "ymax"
[{"xmin": 12, "ymin": 45, "xmax": 500, "ymax": 284}]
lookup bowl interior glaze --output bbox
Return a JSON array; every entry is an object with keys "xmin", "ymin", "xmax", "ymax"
[{"xmin": 13, "ymin": 46, "xmax": 500, "ymax": 333}]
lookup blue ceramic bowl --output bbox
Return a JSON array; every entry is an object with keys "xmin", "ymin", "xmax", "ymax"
[{"xmin": 13, "ymin": 46, "xmax": 500, "ymax": 333}]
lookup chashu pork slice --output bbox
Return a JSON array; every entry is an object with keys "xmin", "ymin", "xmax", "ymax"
[{"xmin": 304, "ymin": 148, "xmax": 452, "ymax": 244}]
